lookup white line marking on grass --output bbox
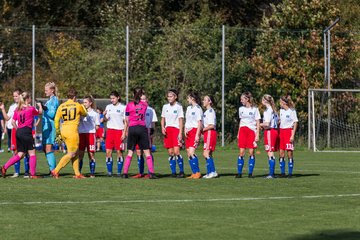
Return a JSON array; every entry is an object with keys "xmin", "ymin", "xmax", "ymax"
[{"xmin": 1, "ymin": 194, "xmax": 360, "ymax": 206}]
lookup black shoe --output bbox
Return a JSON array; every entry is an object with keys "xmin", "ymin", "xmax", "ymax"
[
  {"xmin": 177, "ymin": 172, "xmax": 185, "ymax": 178},
  {"xmin": 121, "ymin": 174, "xmax": 129, "ymax": 179},
  {"xmin": 279, "ymin": 173, "xmax": 286, "ymax": 178},
  {"xmin": 23, "ymin": 172, "xmax": 30, "ymax": 179},
  {"xmin": 235, "ymin": 174, "xmax": 242, "ymax": 178},
  {"xmin": 287, "ymin": 174, "xmax": 293, "ymax": 179},
  {"xmin": 149, "ymin": 173, "xmax": 158, "ymax": 179},
  {"xmin": 171, "ymin": 173, "xmax": 177, "ymax": 178},
  {"xmin": 248, "ymin": 173, "xmax": 254, "ymax": 178}
]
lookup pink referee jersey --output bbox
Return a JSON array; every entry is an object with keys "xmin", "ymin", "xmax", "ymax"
[
  {"xmin": 13, "ymin": 106, "xmax": 39, "ymax": 129},
  {"xmin": 125, "ymin": 101, "xmax": 148, "ymax": 127}
]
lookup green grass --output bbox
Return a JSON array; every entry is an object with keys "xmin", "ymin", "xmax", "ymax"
[{"xmin": 0, "ymin": 148, "xmax": 360, "ymax": 240}]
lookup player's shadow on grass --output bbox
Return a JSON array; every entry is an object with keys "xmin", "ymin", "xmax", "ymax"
[
  {"xmin": 288, "ymin": 229, "xmax": 360, "ymax": 240},
  {"xmin": 218, "ymin": 173, "xmax": 320, "ymax": 178}
]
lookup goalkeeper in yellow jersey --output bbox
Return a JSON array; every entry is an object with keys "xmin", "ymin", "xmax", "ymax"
[{"xmin": 51, "ymin": 89, "xmax": 87, "ymax": 178}]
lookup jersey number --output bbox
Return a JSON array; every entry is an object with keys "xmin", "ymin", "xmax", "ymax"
[
  {"xmin": 62, "ymin": 108, "xmax": 77, "ymax": 121},
  {"xmin": 19, "ymin": 113, "xmax": 26, "ymax": 124}
]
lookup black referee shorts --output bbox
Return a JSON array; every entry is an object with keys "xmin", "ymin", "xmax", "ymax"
[
  {"xmin": 16, "ymin": 127, "xmax": 35, "ymax": 153},
  {"xmin": 127, "ymin": 125, "xmax": 150, "ymax": 151}
]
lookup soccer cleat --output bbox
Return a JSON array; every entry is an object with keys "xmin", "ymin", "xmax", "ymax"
[
  {"xmin": 192, "ymin": 172, "xmax": 202, "ymax": 179},
  {"xmin": 287, "ymin": 174, "xmax": 293, "ymax": 179},
  {"xmin": 131, "ymin": 173, "xmax": 144, "ymax": 179},
  {"xmin": 235, "ymin": 174, "xmax": 242, "ymax": 178},
  {"xmin": 202, "ymin": 174, "xmax": 210, "ymax": 179},
  {"xmin": 177, "ymin": 172, "xmax": 185, "ymax": 178},
  {"xmin": 264, "ymin": 175, "xmax": 275, "ymax": 179},
  {"xmin": 1, "ymin": 166, "xmax": 6, "ymax": 178},
  {"xmin": 73, "ymin": 174, "xmax": 87, "ymax": 179},
  {"xmin": 107, "ymin": 172, "xmax": 113, "ymax": 177},
  {"xmin": 89, "ymin": 174, "xmax": 95, "ymax": 178},
  {"xmin": 170, "ymin": 173, "xmax": 177, "ymax": 178},
  {"xmin": 10, "ymin": 173, "xmax": 19, "ymax": 178},
  {"xmin": 23, "ymin": 172, "xmax": 30, "ymax": 179},
  {"xmin": 30, "ymin": 175, "xmax": 41, "ymax": 179},
  {"xmin": 279, "ymin": 173, "xmax": 286, "ymax": 178},
  {"xmin": 186, "ymin": 174, "xmax": 195, "ymax": 179},
  {"xmin": 51, "ymin": 170, "xmax": 59, "ymax": 179},
  {"xmin": 143, "ymin": 174, "xmax": 150, "ymax": 179},
  {"xmin": 121, "ymin": 174, "xmax": 129, "ymax": 179},
  {"xmin": 148, "ymin": 173, "xmax": 158, "ymax": 179},
  {"xmin": 248, "ymin": 173, "xmax": 254, "ymax": 178},
  {"xmin": 210, "ymin": 172, "xmax": 218, "ymax": 178}
]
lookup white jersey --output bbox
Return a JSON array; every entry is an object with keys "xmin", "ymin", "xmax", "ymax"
[
  {"xmin": 239, "ymin": 106, "xmax": 261, "ymax": 131},
  {"xmin": 161, "ymin": 102, "xmax": 184, "ymax": 129},
  {"xmin": 203, "ymin": 107, "xmax": 216, "ymax": 129},
  {"xmin": 105, "ymin": 103, "xmax": 126, "ymax": 130},
  {"xmin": 263, "ymin": 106, "xmax": 279, "ymax": 129},
  {"xmin": 6, "ymin": 103, "xmax": 17, "ymax": 129},
  {"xmin": 280, "ymin": 108, "xmax": 298, "ymax": 129},
  {"xmin": 145, "ymin": 106, "xmax": 158, "ymax": 129},
  {"xmin": 185, "ymin": 104, "xmax": 203, "ymax": 130},
  {"xmin": 78, "ymin": 108, "xmax": 100, "ymax": 133}
]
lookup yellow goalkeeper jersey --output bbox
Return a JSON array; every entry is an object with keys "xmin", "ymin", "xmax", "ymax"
[{"xmin": 54, "ymin": 99, "xmax": 87, "ymax": 132}]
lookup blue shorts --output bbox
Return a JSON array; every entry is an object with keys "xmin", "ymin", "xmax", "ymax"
[{"xmin": 42, "ymin": 125, "xmax": 56, "ymax": 145}]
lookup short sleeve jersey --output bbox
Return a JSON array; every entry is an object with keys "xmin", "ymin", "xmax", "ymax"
[
  {"xmin": 145, "ymin": 106, "xmax": 158, "ymax": 129},
  {"xmin": 239, "ymin": 106, "xmax": 261, "ymax": 131},
  {"xmin": 203, "ymin": 107, "xmax": 216, "ymax": 129},
  {"xmin": 263, "ymin": 107, "xmax": 279, "ymax": 129},
  {"xmin": 280, "ymin": 108, "xmax": 298, "ymax": 129},
  {"xmin": 125, "ymin": 101, "xmax": 148, "ymax": 127},
  {"xmin": 79, "ymin": 108, "xmax": 100, "ymax": 133},
  {"xmin": 185, "ymin": 104, "xmax": 203, "ymax": 129},
  {"xmin": 13, "ymin": 106, "xmax": 39, "ymax": 129},
  {"xmin": 161, "ymin": 102, "xmax": 184, "ymax": 129},
  {"xmin": 54, "ymin": 99, "xmax": 87, "ymax": 132},
  {"xmin": 105, "ymin": 103, "xmax": 126, "ymax": 130},
  {"xmin": 6, "ymin": 103, "xmax": 17, "ymax": 129}
]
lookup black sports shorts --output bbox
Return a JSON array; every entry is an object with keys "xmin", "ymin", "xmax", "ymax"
[
  {"xmin": 127, "ymin": 125, "xmax": 150, "ymax": 151},
  {"xmin": 16, "ymin": 127, "xmax": 35, "ymax": 152}
]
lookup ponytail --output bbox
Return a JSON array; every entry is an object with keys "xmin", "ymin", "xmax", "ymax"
[
  {"xmin": 17, "ymin": 92, "xmax": 31, "ymax": 111},
  {"xmin": 263, "ymin": 94, "xmax": 277, "ymax": 115}
]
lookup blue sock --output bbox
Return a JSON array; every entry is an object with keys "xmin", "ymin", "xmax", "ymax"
[
  {"xmin": 169, "ymin": 156, "xmax": 176, "ymax": 174},
  {"xmin": 189, "ymin": 158, "xmax": 196, "ymax": 174},
  {"xmin": 117, "ymin": 157, "xmax": 123, "ymax": 174},
  {"xmin": 176, "ymin": 155, "xmax": 184, "ymax": 173},
  {"xmin": 90, "ymin": 160, "xmax": 96, "ymax": 174},
  {"xmin": 24, "ymin": 155, "xmax": 29, "ymax": 173},
  {"xmin": 248, "ymin": 155, "xmax": 255, "ymax": 175},
  {"xmin": 269, "ymin": 157, "xmax": 275, "ymax": 176},
  {"xmin": 106, "ymin": 157, "xmax": 113, "ymax": 174},
  {"xmin": 205, "ymin": 157, "xmax": 211, "ymax": 174},
  {"xmin": 279, "ymin": 157, "xmax": 285, "ymax": 174},
  {"xmin": 14, "ymin": 161, "xmax": 20, "ymax": 174},
  {"xmin": 138, "ymin": 155, "xmax": 145, "ymax": 174},
  {"xmin": 288, "ymin": 158, "xmax": 294, "ymax": 175},
  {"xmin": 237, "ymin": 156, "xmax": 244, "ymax": 174},
  {"xmin": 79, "ymin": 159, "xmax": 83, "ymax": 173},
  {"xmin": 193, "ymin": 155, "xmax": 200, "ymax": 173},
  {"xmin": 209, "ymin": 156, "xmax": 216, "ymax": 173},
  {"xmin": 45, "ymin": 152, "xmax": 56, "ymax": 171}
]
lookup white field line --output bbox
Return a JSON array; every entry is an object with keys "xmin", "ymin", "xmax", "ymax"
[
  {"xmin": 0, "ymin": 193, "xmax": 360, "ymax": 206},
  {"xmin": 218, "ymin": 168, "xmax": 360, "ymax": 174}
]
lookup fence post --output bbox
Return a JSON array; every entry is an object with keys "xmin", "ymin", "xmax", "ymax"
[
  {"xmin": 32, "ymin": 25, "xmax": 35, "ymax": 106},
  {"xmin": 221, "ymin": 25, "xmax": 225, "ymax": 147},
  {"xmin": 126, "ymin": 25, "xmax": 129, "ymax": 104}
]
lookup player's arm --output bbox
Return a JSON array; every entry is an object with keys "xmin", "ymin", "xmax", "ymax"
[
  {"xmin": 161, "ymin": 117, "xmax": 166, "ymax": 135},
  {"xmin": 255, "ymin": 120, "xmax": 260, "ymax": 141},
  {"xmin": 11, "ymin": 112, "xmax": 18, "ymax": 129},
  {"xmin": 178, "ymin": 117, "xmax": 183, "ymax": 140},
  {"xmin": 54, "ymin": 106, "xmax": 62, "ymax": 133},
  {"xmin": 79, "ymin": 104, "xmax": 87, "ymax": 117},
  {"xmin": 195, "ymin": 119, "xmax": 202, "ymax": 143},
  {"xmin": 0, "ymin": 103, "xmax": 10, "ymax": 121},
  {"xmin": 46, "ymin": 99, "xmax": 58, "ymax": 119},
  {"xmin": 290, "ymin": 122, "xmax": 298, "ymax": 143}
]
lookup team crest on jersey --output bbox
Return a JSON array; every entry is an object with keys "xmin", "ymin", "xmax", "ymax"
[
  {"xmin": 117, "ymin": 110, "xmax": 121, "ymax": 113},
  {"xmin": 192, "ymin": 112, "xmax": 195, "ymax": 115},
  {"xmin": 249, "ymin": 112, "xmax": 253, "ymax": 115},
  {"xmin": 173, "ymin": 110, "xmax": 177, "ymax": 114}
]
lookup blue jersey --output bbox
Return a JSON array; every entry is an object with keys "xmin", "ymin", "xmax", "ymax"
[
  {"xmin": 99, "ymin": 113, "xmax": 104, "ymax": 128},
  {"xmin": 42, "ymin": 95, "xmax": 59, "ymax": 130}
]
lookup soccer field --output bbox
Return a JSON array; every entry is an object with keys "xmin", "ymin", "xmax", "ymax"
[{"xmin": 0, "ymin": 148, "xmax": 359, "ymax": 240}]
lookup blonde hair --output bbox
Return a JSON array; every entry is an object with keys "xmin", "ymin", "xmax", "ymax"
[
  {"xmin": 280, "ymin": 95, "xmax": 295, "ymax": 109},
  {"xmin": 17, "ymin": 91, "xmax": 31, "ymax": 111},
  {"xmin": 45, "ymin": 82, "xmax": 58, "ymax": 96},
  {"xmin": 262, "ymin": 94, "xmax": 278, "ymax": 114},
  {"xmin": 241, "ymin": 91, "xmax": 255, "ymax": 107}
]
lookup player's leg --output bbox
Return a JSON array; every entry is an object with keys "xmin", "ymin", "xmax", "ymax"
[
  {"xmin": 105, "ymin": 129, "xmax": 115, "ymax": 176},
  {"xmin": 43, "ymin": 126, "xmax": 57, "ymax": 172},
  {"xmin": 186, "ymin": 147, "xmax": 200, "ymax": 179},
  {"xmin": 279, "ymin": 149, "xmax": 286, "ymax": 177},
  {"xmin": 287, "ymin": 150, "xmax": 294, "ymax": 178},
  {"xmin": 1, "ymin": 151, "xmax": 24, "ymax": 177},
  {"xmin": 174, "ymin": 146, "xmax": 184, "ymax": 178},
  {"xmin": 87, "ymin": 134, "xmax": 96, "ymax": 177},
  {"xmin": 27, "ymin": 149, "xmax": 37, "ymax": 177},
  {"xmin": 78, "ymin": 133, "xmax": 87, "ymax": 174},
  {"xmin": 132, "ymin": 147, "xmax": 145, "ymax": 178}
]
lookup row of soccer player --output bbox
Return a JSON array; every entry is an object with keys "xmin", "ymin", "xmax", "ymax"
[{"xmin": 0, "ymin": 83, "xmax": 297, "ymax": 179}]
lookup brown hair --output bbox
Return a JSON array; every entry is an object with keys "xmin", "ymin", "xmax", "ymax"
[{"xmin": 280, "ymin": 95, "xmax": 295, "ymax": 109}]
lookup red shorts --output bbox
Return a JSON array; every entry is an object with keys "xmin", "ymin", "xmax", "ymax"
[
  {"xmin": 264, "ymin": 129, "xmax": 279, "ymax": 152},
  {"xmin": 135, "ymin": 128, "xmax": 151, "ymax": 150},
  {"xmin": 105, "ymin": 129, "xmax": 124, "ymax": 151},
  {"xmin": 164, "ymin": 127, "xmax": 181, "ymax": 149},
  {"xmin": 79, "ymin": 133, "xmax": 96, "ymax": 152},
  {"xmin": 203, "ymin": 130, "xmax": 217, "ymax": 151},
  {"xmin": 237, "ymin": 126, "xmax": 257, "ymax": 149},
  {"xmin": 11, "ymin": 128, "xmax": 17, "ymax": 151},
  {"xmin": 279, "ymin": 128, "xmax": 294, "ymax": 151},
  {"xmin": 96, "ymin": 128, "xmax": 104, "ymax": 139},
  {"xmin": 185, "ymin": 128, "xmax": 198, "ymax": 149}
]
